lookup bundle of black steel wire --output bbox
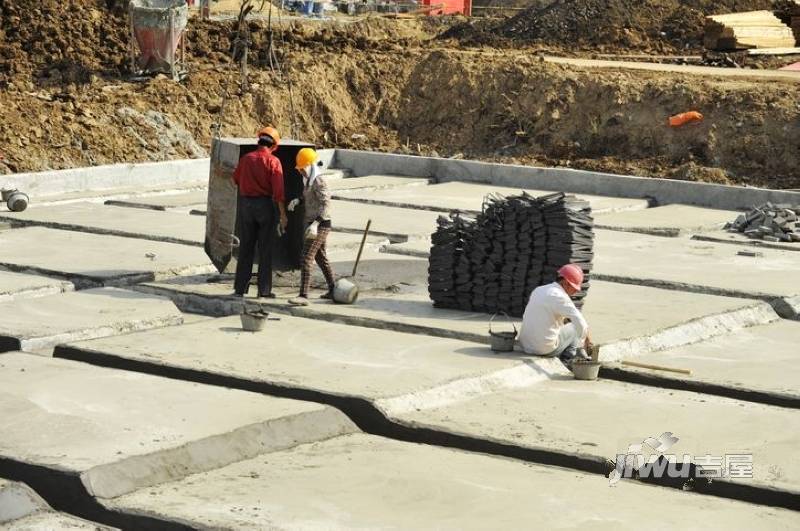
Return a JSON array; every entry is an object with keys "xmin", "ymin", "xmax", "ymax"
[{"xmin": 428, "ymin": 191, "xmax": 594, "ymax": 316}]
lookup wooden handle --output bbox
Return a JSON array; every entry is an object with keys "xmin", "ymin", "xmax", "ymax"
[
  {"xmin": 621, "ymin": 360, "xmax": 692, "ymax": 376},
  {"xmin": 352, "ymin": 219, "xmax": 372, "ymax": 277}
]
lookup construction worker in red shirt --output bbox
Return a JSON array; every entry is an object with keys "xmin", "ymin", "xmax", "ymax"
[{"xmin": 231, "ymin": 126, "xmax": 288, "ymax": 298}]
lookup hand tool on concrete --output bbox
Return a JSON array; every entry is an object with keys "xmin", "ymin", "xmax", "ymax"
[
  {"xmin": 621, "ymin": 360, "xmax": 692, "ymax": 375},
  {"xmin": 332, "ymin": 219, "xmax": 371, "ymax": 304}
]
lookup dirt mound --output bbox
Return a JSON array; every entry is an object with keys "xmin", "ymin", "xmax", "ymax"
[
  {"xmin": 0, "ymin": 0, "xmax": 129, "ymax": 87},
  {"xmin": 444, "ymin": 0, "xmax": 775, "ymax": 51}
]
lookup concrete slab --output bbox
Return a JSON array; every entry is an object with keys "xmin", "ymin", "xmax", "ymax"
[
  {"xmin": 593, "ymin": 229, "xmax": 800, "ymax": 302},
  {"xmin": 0, "ymin": 288, "xmax": 183, "ymax": 354},
  {"xmin": 328, "ymin": 174, "xmax": 431, "ymax": 191},
  {"xmin": 0, "ymin": 353, "xmax": 356, "ymax": 498},
  {"xmin": 333, "ymin": 181, "xmax": 651, "ymax": 215},
  {"xmin": 0, "ymin": 202, "xmax": 207, "ymax": 246},
  {"xmin": 0, "ymin": 227, "xmax": 214, "ymax": 288},
  {"xmin": 381, "ymin": 237, "xmax": 432, "ymax": 258},
  {"xmin": 0, "ymin": 478, "xmax": 49, "ymax": 523},
  {"xmin": 594, "ymin": 204, "xmax": 736, "ymax": 236},
  {"xmin": 608, "ymin": 320, "xmax": 800, "ymax": 403},
  {"xmin": 693, "ymin": 230, "xmax": 800, "ymax": 252},
  {"xmin": 132, "ymin": 275, "xmax": 777, "ymax": 359},
  {"xmin": 2, "ymin": 511, "xmax": 115, "ymax": 530},
  {"xmin": 0, "ymin": 478, "xmax": 116, "ymax": 530},
  {"xmin": 188, "ymin": 199, "xmax": 440, "ymax": 240},
  {"xmin": 258, "ymin": 282, "xmax": 776, "ymax": 358},
  {"xmin": 105, "ymin": 433, "xmax": 800, "ymax": 530},
  {"xmin": 395, "ymin": 379, "xmax": 800, "ymax": 493},
  {"xmin": 329, "ymin": 200, "xmax": 441, "ymax": 239},
  {"xmin": 104, "ymin": 190, "xmax": 208, "ymax": 211},
  {"xmin": 55, "ymin": 314, "xmax": 565, "ymax": 407},
  {"xmin": 22, "ymin": 181, "xmax": 208, "ymax": 208},
  {"xmin": 0, "ymin": 271, "xmax": 73, "ymax": 302}
]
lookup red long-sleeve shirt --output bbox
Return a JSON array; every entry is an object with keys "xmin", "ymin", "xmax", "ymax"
[{"xmin": 232, "ymin": 148, "xmax": 285, "ymax": 202}]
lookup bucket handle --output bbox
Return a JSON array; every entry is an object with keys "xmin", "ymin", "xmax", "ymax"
[{"xmin": 489, "ymin": 312, "xmax": 518, "ymax": 337}]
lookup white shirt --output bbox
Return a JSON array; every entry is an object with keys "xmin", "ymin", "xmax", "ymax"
[{"xmin": 519, "ymin": 282, "xmax": 588, "ymax": 355}]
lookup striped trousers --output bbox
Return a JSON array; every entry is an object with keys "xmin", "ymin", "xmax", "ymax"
[{"xmin": 300, "ymin": 227, "xmax": 335, "ymax": 297}]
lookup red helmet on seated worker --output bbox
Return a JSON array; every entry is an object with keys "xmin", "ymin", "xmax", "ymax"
[
  {"xmin": 557, "ymin": 264, "xmax": 584, "ymax": 291},
  {"xmin": 256, "ymin": 126, "xmax": 280, "ymax": 148}
]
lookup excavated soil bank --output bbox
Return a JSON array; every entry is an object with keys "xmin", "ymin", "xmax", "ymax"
[{"xmin": 0, "ymin": 1, "xmax": 798, "ymax": 188}]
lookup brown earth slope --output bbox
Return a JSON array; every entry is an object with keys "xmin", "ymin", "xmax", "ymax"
[{"xmin": 0, "ymin": 1, "xmax": 798, "ymax": 189}]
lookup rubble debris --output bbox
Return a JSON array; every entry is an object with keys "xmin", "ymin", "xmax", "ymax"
[
  {"xmin": 428, "ymin": 192, "xmax": 594, "ymax": 317},
  {"xmin": 725, "ymin": 203, "xmax": 800, "ymax": 242},
  {"xmin": 705, "ymin": 11, "xmax": 796, "ymax": 50}
]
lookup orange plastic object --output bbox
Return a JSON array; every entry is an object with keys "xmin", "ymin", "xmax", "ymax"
[{"xmin": 669, "ymin": 111, "xmax": 704, "ymax": 127}]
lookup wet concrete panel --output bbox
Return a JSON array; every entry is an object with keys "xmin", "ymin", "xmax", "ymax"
[
  {"xmin": 0, "ymin": 288, "xmax": 183, "ymax": 353},
  {"xmin": 0, "ymin": 353, "xmax": 356, "ymax": 498},
  {"xmin": 0, "ymin": 227, "xmax": 214, "ymax": 287},
  {"xmin": 105, "ymin": 433, "xmax": 800, "ymax": 530}
]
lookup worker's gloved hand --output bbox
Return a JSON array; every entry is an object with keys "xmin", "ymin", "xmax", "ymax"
[
  {"xmin": 304, "ymin": 221, "xmax": 319, "ymax": 240},
  {"xmin": 276, "ymin": 223, "xmax": 285, "ymax": 238},
  {"xmin": 287, "ymin": 198, "xmax": 300, "ymax": 212}
]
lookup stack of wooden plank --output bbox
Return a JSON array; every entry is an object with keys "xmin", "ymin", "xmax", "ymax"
[{"xmin": 705, "ymin": 11, "xmax": 796, "ymax": 50}]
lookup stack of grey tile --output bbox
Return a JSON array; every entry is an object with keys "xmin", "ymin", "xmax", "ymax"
[
  {"xmin": 428, "ymin": 191, "xmax": 594, "ymax": 316},
  {"xmin": 725, "ymin": 203, "xmax": 800, "ymax": 243}
]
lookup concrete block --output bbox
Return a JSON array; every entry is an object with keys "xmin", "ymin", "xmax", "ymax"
[
  {"xmin": 55, "ymin": 314, "xmax": 561, "ymax": 407},
  {"xmin": 0, "ymin": 227, "xmax": 214, "ymax": 288},
  {"xmin": 0, "ymin": 202, "xmax": 208, "ymax": 246},
  {"xmin": 104, "ymin": 433, "xmax": 800, "ymax": 530},
  {"xmin": 0, "ymin": 271, "xmax": 73, "ymax": 303},
  {"xmin": 335, "ymin": 181, "xmax": 650, "ymax": 215},
  {"xmin": 0, "ymin": 353, "xmax": 356, "ymax": 498},
  {"xmin": 395, "ymin": 380, "xmax": 800, "ymax": 494},
  {"xmin": 329, "ymin": 175, "xmax": 431, "ymax": 191},
  {"xmin": 0, "ymin": 478, "xmax": 49, "ymax": 523},
  {"xmin": 329, "ymin": 200, "xmax": 442, "ymax": 239},
  {"xmin": 3, "ymin": 159, "xmax": 209, "ymax": 199},
  {"xmin": 333, "ymin": 149, "xmax": 800, "ymax": 210},
  {"xmin": 610, "ymin": 320, "xmax": 800, "ymax": 402},
  {"xmin": 0, "ymin": 478, "xmax": 116, "ymax": 530},
  {"xmin": 593, "ymin": 229, "xmax": 800, "ymax": 300},
  {"xmin": 0, "ymin": 288, "xmax": 183, "ymax": 354},
  {"xmin": 594, "ymin": 204, "xmax": 737, "ymax": 236},
  {"xmin": 105, "ymin": 190, "xmax": 208, "ymax": 211},
  {"xmin": 130, "ymin": 277, "xmax": 777, "ymax": 357}
]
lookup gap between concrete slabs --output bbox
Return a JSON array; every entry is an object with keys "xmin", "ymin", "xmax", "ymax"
[{"xmin": 52, "ymin": 316, "xmax": 799, "ymax": 511}]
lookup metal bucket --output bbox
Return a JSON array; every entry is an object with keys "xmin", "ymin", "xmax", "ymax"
[
  {"xmin": 489, "ymin": 312, "xmax": 517, "ymax": 352},
  {"xmin": 2, "ymin": 190, "xmax": 28, "ymax": 212},
  {"xmin": 572, "ymin": 360, "xmax": 601, "ymax": 381},
  {"xmin": 333, "ymin": 278, "xmax": 359, "ymax": 304},
  {"xmin": 240, "ymin": 309, "xmax": 269, "ymax": 332}
]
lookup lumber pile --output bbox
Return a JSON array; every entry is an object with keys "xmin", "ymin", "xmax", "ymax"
[
  {"xmin": 428, "ymin": 192, "xmax": 594, "ymax": 317},
  {"xmin": 704, "ymin": 11, "xmax": 796, "ymax": 50},
  {"xmin": 725, "ymin": 203, "xmax": 800, "ymax": 243}
]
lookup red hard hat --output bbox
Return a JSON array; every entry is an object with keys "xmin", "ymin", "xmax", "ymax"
[{"xmin": 557, "ymin": 264, "xmax": 584, "ymax": 291}]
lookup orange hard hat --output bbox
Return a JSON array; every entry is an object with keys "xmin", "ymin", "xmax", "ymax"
[
  {"xmin": 256, "ymin": 126, "xmax": 280, "ymax": 147},
  {"xmin": 557, "ymin": 264, "xmax": 584, "ymax": 291}
]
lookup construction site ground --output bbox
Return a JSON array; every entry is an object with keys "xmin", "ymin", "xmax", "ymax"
[
  {"xmin": 2, "ymin": 1, "xmax": 800, "ymax": 529},
  {"xmin": 2, "ymin": 156, "xmax": 800, "ymax": 528}
]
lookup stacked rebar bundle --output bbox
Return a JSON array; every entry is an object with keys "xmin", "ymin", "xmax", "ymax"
[{"xmin": 428, "ymin": 192, "xmax": 594, "ymax": 316}]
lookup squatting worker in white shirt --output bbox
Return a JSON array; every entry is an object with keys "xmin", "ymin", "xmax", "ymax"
[{"xmin": 519, "ymin": 263, "xmax": 593, "ymax": 366}]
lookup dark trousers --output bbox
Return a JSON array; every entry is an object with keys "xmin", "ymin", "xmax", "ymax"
[{"xmin": 234, "ymin": 196, "xmax": 276, "ymax": 296}]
